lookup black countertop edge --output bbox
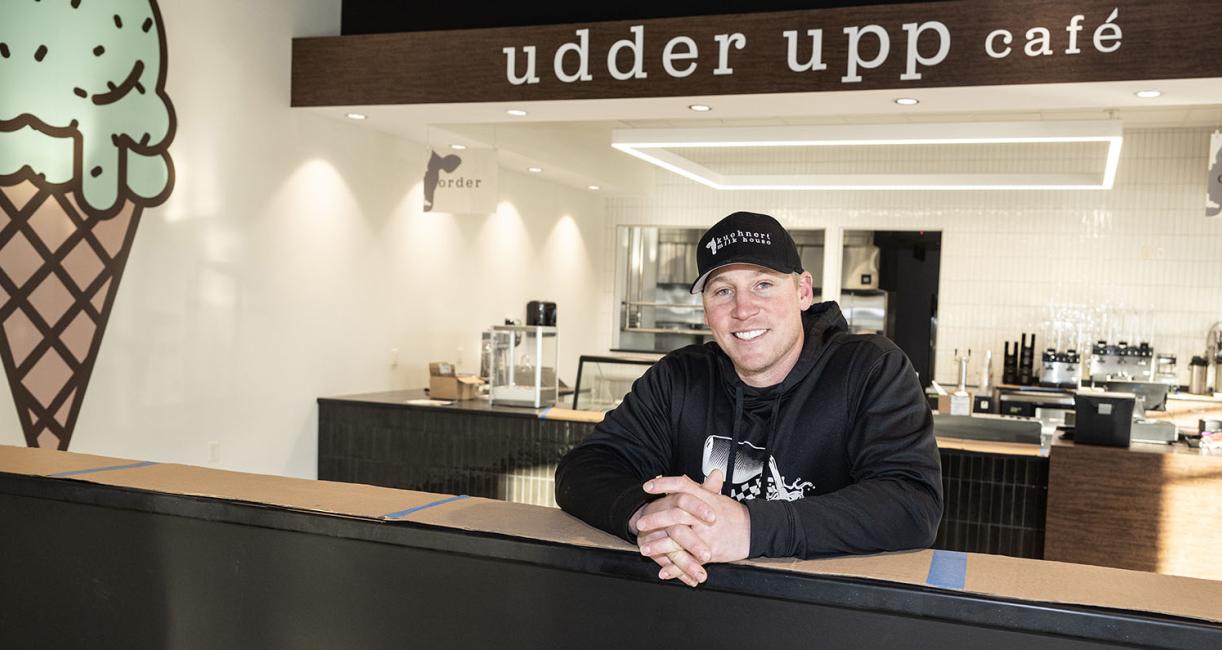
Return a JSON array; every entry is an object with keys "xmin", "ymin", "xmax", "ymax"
[{"xmin": 1, "ymin": 472, "xmax": 1217, "ymax": 649}]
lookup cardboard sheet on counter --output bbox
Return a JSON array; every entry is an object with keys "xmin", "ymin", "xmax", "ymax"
[
  {"xmin": 408, "ymin": 495, "xmax": 628, "ymax": 549},
  {"xmin": 0, "ymin": 445, "xmax": 145, "ymax": 477},
  {"xmin": 965, "ymin": 554, "xmax": 1222, "ymax": 623},
  {"xmin": 0, "ymin": 444, "xmax": 447, "ymax": 520},
  {"xmin": 3, "ymin": 444, "xmax": 1220, "ymax": 624},
  {"xmin": 750, "ymin": 550, "xmax": 937, "ymax": 586}
]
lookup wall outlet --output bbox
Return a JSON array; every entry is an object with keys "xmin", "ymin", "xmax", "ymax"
[
  {"xmin": 390, "ymin": 347, "xmax": 399, "ymax": 369},
  {"xmin": 208, "ymin": 441, "xmax": 220, "ymax": 464}
]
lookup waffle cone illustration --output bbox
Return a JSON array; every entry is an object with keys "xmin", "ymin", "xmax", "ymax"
[
  {"xmin": 0, "ymin": 181, "xmax": 143, "ymax": 448},
  {"xmin": 0, "ymin": 0, "xmax": 176, "ymax": 449}
]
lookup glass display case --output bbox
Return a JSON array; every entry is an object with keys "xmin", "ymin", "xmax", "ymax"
[
  {"xmin": 572, "ymin": 354, "xmax": 660, "ymax": 412},
  {"xmin": 488, "ymin": 325, "xmax": 558, "ymax": 408}
]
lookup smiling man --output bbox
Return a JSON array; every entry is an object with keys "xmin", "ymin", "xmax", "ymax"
[{"xmin": 556, "ymin": 211, "xmax": 942, "ymax": 587}]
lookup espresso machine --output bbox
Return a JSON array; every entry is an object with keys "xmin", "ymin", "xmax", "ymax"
[
  {"xmin": 1089, "ymin": 341, "xmax": 1154, "ymax": 383},
  {"xmin": 1039, "ymin": 348, "xmax": 1082, "ymax": 388}
]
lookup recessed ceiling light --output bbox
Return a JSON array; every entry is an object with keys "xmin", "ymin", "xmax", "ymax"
[
  {"xmin": 506, "ymin": 109, "xmax": 528, "ymax": 116},
  {"xmin": 894, "ymin": 98, "xmax": 919, "ymax": 106},
  {"xmin": 587, "ymin": 185, "xmax": 601, "ymax": 191},
  {"xmin": 1134, "ymin": 90, "xmax": 1161, "ymax": 98},
  {"xmin": 449, "ymin": 144, "xmax": 467, "ymax": 150},
  {"xmin": 345, "ymin": 112, "xmax": 367, "ymax": 120},
  {"xmin": 528, "ymin": 167, "xmax": 543, "ymax": 173},
  {"xmin": 688, "ymin": 104, "xmax": 712, "ymax": 112}
]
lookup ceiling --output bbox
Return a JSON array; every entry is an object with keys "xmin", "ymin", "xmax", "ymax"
[{"xmin": 302, "ymin": 77, "xmax": 1222, "ymax": 194}]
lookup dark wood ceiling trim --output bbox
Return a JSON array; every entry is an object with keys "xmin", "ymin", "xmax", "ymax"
[{"xmin": 294, "ymin": 0, "xmax": 1222, "ymax": 107}]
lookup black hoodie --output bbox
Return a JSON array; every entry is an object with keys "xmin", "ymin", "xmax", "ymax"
[{"xmin": 555, "ymin": 301, "xmax": 943, "ymax": 558}]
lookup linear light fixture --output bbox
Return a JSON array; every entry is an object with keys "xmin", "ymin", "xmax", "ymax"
[{"xmin": 611, "ymin": 121, "xmax": 1124, "ymax": 190}]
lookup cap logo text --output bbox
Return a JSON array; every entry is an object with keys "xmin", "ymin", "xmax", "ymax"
[{"xmin": 705, "ymin": 230, "xmax": 771, "ymax": 255}]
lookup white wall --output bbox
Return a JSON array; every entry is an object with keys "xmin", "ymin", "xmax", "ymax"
[
  {"xmin": 0, "ymin": 0, "xmax": 606, "ymax": 478},
  {"xmin": 602, "ymin": 126, "xmax": 1222, "ymax": 387},
  {"xmin": 383, "ymin": 166, "xmax": 605, "ymax": 390}
]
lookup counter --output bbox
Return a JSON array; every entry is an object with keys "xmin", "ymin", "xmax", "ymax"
[
  {"xmin": 320, "ymin": 390, "xmax": 1222, "ymax": 579},
  {"xmin": 319, "ymin": 390, "xmax": 1050, "ymax": 559},
  {"xmin": 2, "ymin": 444, "xmax": 1220, "ymax": 649},
  {"xmin": 1045, "ymin": 436, "xmax": 1222, "ymax": 580}
]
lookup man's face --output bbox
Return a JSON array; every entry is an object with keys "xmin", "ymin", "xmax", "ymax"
[{"xmin": 702, "ymin": 264, "xmax": 815, "ymax": 388}]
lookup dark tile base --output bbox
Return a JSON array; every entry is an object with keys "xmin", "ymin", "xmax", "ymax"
[
  {"xmin": 934, "ymin": 449, "xmax": 1048, "ymax": 559},
  {"xmin": 319, "ymin": 401, "xmax": 587, "ymax": 508}
]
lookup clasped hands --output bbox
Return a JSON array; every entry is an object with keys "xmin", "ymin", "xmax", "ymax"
[{"xmin": 627, "ymin": 469, "xmax": 750, "ymax": 588}]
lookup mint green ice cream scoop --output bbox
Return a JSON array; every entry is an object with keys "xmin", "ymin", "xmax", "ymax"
[{"xmin": 0, "ymin": 0, "xmax": 175, "ymax": 217}]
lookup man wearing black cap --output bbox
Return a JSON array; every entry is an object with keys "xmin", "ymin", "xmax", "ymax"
[{"xmin": 556, "ymin": 211, "xmax": 942, "ymax": 588}]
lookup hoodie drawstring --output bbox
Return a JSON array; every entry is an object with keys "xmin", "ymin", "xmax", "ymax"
[
  {"xmin": 721, "ymin": 385, "xmax": 744, "ymax": 497},
  {"xmin": 720, "ymin": 388, "xmax": 783, "ymax": 499},
  {"xmin": 764, "ymin": 395, "xmax": 782, "ymax": 496}
]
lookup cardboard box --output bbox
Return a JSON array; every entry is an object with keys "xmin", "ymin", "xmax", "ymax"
[
  {"xmin": 428, "ymin": 362, "xmax": 483, "ymax": 400},
  {"xmin": 936, "ymin": 390, "xmax": 974, "ymax": 415}
]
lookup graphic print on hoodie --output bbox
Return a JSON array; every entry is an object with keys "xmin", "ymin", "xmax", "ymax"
[{"xmin": 702, "ymin": 435, "xmax": 815, "ymax": 502}]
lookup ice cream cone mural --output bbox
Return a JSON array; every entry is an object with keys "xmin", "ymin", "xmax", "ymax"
[{"xmin": 0, "ymin": 1, "xmax": 176, "ymax": 449}]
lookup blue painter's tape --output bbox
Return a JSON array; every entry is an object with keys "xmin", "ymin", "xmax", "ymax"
[
  {"xmin": 48, "ymin": 461, "xmax": 157, "ymax": 478},
  {"xmin": 383, "ymin": 494, "xmax": 470, "ymax": 520},
  {"xmin": 926, "ymin": 550, "xmax": 968, "ymax": 590},
  {"xmin": 539, "ymin": 407, "xmax": 553, "ymax": 419}
]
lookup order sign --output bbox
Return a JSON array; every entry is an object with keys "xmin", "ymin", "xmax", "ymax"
[{"xmin": 422, "ymin": 148, "xmax": 498, "ymax": 214}]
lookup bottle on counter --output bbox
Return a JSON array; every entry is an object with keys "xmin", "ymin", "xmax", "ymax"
[
  {"xmin": 951, "ymin": 349, "xmax": 972, "ymax": 416},
  {"xmin": 1189, "ymin": 356, "xmax": 1209, "ymax": 395},
  {"xmin": 972, "ymin": 349, "xmax": 996, "ymax": 413},
  {"xmin": 978, "ymin": 349, "xmax": 993, "ymax": 392}
]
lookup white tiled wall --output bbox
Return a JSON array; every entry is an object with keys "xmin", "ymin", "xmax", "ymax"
[{"xmin": 602, "ymin": 126, "xmax": 1222, "ymax": 386}]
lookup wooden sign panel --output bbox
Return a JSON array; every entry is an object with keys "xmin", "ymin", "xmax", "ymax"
[{"xmin": 292, "ymin": 0, "xmax": 1222, "ymax": 106}]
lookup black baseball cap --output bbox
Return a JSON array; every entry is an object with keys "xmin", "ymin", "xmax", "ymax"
[{"xmin": 690, "ymin": 211, "xmax": 803, "ymax": 294}]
